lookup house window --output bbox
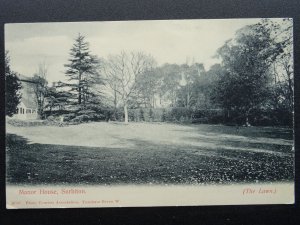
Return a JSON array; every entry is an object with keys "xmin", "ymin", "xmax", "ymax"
[
  {"xmin": 23, "ymin": 108, "xmax": 25, "ymax": 114},
  {"xmin": 20, "ymin": 108, "xmax": 23, "ymax": 114}
]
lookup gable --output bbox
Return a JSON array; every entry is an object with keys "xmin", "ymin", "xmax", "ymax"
[
  {"xmin": 19, "ymin": 79, "xmax": 38, "ymax": 109},
  {"xmin": 21, "ymin": 97, "xmax": 38, "ymax": 109},
  {"xmin": 18, "ymin": 102, "xmax": 26, "ymax": 108}
]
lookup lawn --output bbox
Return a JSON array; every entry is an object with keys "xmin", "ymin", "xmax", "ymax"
[{"xmin": 6, "ymin": 122, "xmax": 294, "ymax": 185}]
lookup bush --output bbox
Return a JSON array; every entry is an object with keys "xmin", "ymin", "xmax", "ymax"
[
  {"xmin": 38, "ymin": 102, "xmax": 296, "ymax": 126},
  {"xmin": 249, "ymin": 108, "xmax": 292, "ymax": 127},
  {"xmin": 77, "ymin": 109, "xmax": 96, "ymax": 115},
  {"xmin": 70, "ymin": 115, "xmax": 90, "ymax": 123},
  {"xmin": 125, "ymin": 107, "xmax": 223, "ymax": 123},
  {"xmin": 61, "ymin": 113, "xmax": 76, "ymax": 121},
  {"xmin": 219, "ymin": 107, "xmax": 292, "ymax": 127},
  {"xmin": 149, "ymin": 108, "xmax": 154, "ymax": 122},
  {"xmin": 169, "ymin": 107, "xmax": 192, "ymax": 121},
  {"xmin": 105, "ymin": 108, "xmax": 124, "ymax": 121},
  {"xmin": 161, "ymin": 109, "xmax": 167, "ymax": 122},
  {"xmin": 128, "ymin": 109, "xmax": 135, "ymax": 122},
  {"xmin": 6, "ymin": 118, "xmax": 48, "ymax": 127},
  {"xmin": 139, "ymin": 108, "xmax": 145, "ymax": 121}
]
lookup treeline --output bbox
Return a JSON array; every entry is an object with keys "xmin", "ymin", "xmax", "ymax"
[{"xmin": 6, "ymin": 19, "xmax": 293, "ymax": 126}]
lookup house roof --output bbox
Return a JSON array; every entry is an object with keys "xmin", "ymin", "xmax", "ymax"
[{"xmin": 17, "ymin": 74, "xmax": 37, "ymax": 83}]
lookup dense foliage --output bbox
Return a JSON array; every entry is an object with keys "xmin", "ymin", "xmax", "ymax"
[
  {"xmin": 63, "ymin": 34, "xmax": 102, "ymax": 106},
  {"xmin": 5, "ymin": 52, "xmax": 21, "ymax": 117},
  {"xmin": 7, "ymin": 19, "xmax": 294, "ymax": 127},
  {"xmin": 31, "ymin": 73, "xmax": 48, "ymax": 119},
  {"xmin": 47, "ymin": 34, "xmax": 104, "ymax": 122}
]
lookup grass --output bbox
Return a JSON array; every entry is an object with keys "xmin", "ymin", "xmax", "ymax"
[{"xmin": 6, "ymin": 122, "xmax": 294, "ymax": 185}]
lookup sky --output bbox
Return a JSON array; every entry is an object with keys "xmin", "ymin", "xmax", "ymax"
[{"xmin": 5, "ymin": 19, "xmax": 262, "ymax": 83}]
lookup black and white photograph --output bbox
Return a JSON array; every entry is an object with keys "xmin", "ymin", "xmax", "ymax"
[{"xmin": 5, "ymin": 18, "xmax": 295, "ymax": 208}]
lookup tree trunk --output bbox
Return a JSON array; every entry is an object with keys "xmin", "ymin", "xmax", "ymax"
[
  {"xmin": 159, "ymin": 94, "xmax": 162, "ymax": 105},
  {"xmin": 287, "ymin": 72, "xmax": 293, "ymax": 111},
  {"xmin": 113, "ymin": 90, "xmax": 117, "ymax": 120},
  {"xmin": 245, "ymin": 109, "xmax": 251, "ymax": 126},
  {"xmin": 78, "ymin": 89, "xmax": 81, "ymax": 104},
  {"xmin": 124, "ymin": 103, "xmax": 128, "ymax": 124},
  {"xmin": 225, "ymin": 109, "xmax": 230, "ymax": 122},
  {"xmin": 186, "ymin": 85, "xmax": 190, "ymax": 108},
  {"xmin": 78, "ymin": 72, "xmax": 82, "ymax": 104},
  {"xmin": 152, "ymin": 93, "xmax": 155, "ymax": 108}
]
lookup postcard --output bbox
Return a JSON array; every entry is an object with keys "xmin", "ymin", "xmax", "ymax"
[{"xmin": 5, "ymin": 18, "xmax": 294, "ymax": 208}]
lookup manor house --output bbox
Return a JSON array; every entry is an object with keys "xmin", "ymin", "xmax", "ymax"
[{"xmin": 12, "ymin": 74, "xmax": 39, "ymax": 120}]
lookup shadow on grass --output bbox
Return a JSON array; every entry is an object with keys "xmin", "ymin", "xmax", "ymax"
[
  {"xmin": 6, "ymin": 133, "xmax": 294, "ymax": 186},
  {"xmin": 184, "ymin": 136, "xmax": 293, "ymax": 155},
  {"xmin": 179, "ymin": 124, "xmax": 294, "ymax": 140}
]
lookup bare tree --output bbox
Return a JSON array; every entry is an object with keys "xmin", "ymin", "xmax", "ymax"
[
  {"xmin": 272, "ymin": 53, "xmax": 294, "ymax": 112},
  {"xmin": 103, "ymin": 51, "xmax": 156, "ymax": 123},
  {"xmin": 37, "ymin": 62, "xmax": 48, "ymax": 80},
  {"xmin": 32, "ymin": 62, "xmax": 48, "ymax": 119}
]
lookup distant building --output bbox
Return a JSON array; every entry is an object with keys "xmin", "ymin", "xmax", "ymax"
[{"xmin": 12, "ymin": 74, "xmax": 39, "ymax": 120}]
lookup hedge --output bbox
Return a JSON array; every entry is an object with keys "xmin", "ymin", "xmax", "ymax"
[
  {"xmin": 126, "ymin": 107, "xmax": 223, "ymax": 124},
  {"xmin": 44, "ymin": 106, "xmax": 292, "ymax": 126}
]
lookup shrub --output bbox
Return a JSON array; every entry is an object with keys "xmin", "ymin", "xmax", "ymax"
[
  {"xmin": 77, "ymin": 109, "xmax": 96, "ymax": 115},
  {"xmin": 70, "ymin": 115, "xmax": 87, "ymax": 123},
  {"xmin": 149, "ymin": 108, "xmax": 154, "ymax": 122},
  {"xmin": 128, "ymin": 109, "xmax": 135, "ymax": 122},
  {"xmin": 152, "ymin": 108, "xmax": 163, "ymax": 122},
  {"xmin": 170, "ymin": 107, "xmax": 193, "ymax": 122},
  {"xmin": 139, "ymin": 108, "xmax": 145, "ymax": 121},
  {"xmin": 61, "ymin": 113, "xmax": 76, "ymax": 121},
  {"xmin": 108, "ymin": 108, "xmax": 123, "ymax": 121},
  {"xmin": 191, "ymin": 109, "xmax": 223, "ymax": 124},
  {"xmin": 6, "ymin": 118, "xmax": 48, "ymax": 127},
  {"xmin": 161, "ymin": 108, "xmax": 167, "ymax": 122},
  {"xmin": 249, "ymin": 108, "xmax": 292, "ymax": 127}
]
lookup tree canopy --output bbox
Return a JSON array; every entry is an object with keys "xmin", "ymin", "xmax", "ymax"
[
  {"xmin": 63, "ymin": 34, "xmax": 102, "ymax": 107},
  {"xmin": 5, "ymin": 52, "xmax": 21, "ymax": 117},
  {"xmin": 6, "ymin": 19, "xmax": 293, "ymax": 126},
  {"xmin": 103, "ymin": 51, "xmax": 156, "ymax": 123}
]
